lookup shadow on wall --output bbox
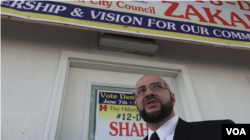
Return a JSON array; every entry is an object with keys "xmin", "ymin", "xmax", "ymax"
[
  {"xmin": 156, "ymin": 39, "xmax": 250, "ymax": 69},
  {"xmin": 1, "ymin": 18, "xmax": 98, "ymax": 52}
]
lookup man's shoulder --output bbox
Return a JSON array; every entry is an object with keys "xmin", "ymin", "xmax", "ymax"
[
  {"xmin": 184, "ymin": 119, "xmax": 235, "ymax": 133},
  {"xmin": 185, "ymin": 119, "xmax": 235, "ymax": 130},
  {"xmin": 177, "ymin": 118, "xmax": 235, "ymax": 128},
  {"xmin": 188, "ymin": 119, "xmax": 235, "ymax": 126},
  {"xmin": 174, "ymin": 119, "xmax": 235, "ymax": 140},
  {"xmin": 176, "ymin": 118, "xmax": 235, "ymax": 134}
]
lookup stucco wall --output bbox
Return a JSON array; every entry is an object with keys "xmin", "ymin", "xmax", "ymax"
[
  {"xmin": 157, "ymin": 40, "xmax": 250, "ymax": 122},
  {"xmin": 2, "ymin": 18, "xmax": 250, "ymax": 140}
]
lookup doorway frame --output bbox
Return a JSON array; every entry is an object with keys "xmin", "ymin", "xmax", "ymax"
[{"xmin": 44, "ymin": 51, "xmax": 202, "ymax": 140}]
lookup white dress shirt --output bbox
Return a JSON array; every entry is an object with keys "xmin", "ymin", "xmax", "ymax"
[{"xmin": 148, "ymin": 115, "xmax": 179, "ymax": 140}]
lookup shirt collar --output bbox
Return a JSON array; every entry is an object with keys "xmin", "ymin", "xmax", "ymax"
[{"xmin": 148, "ymin": 115, "xmax": 179, "ymax": 140}]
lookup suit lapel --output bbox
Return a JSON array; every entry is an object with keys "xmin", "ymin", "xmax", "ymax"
[
  {"xmin": 173, "ymin": 118, "xmax": 191, "ymax": 140},
  {"xmin": 143, "ymin": 135, "xmax": 148, "ymax": 140}
]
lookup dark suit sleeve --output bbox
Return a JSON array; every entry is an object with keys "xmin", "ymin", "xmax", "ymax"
[
  {"xmin": 186, "ymin": 119, "xmax": 235, "ymax": 140},
  {"xmin": 223, "ymin": 119, "xmax": 235, "ymax": 124}
]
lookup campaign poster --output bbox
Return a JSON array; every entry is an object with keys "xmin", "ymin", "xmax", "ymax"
[{"xmin": 95, "ymin": 90, "xmax": 148, "ymax": 140}]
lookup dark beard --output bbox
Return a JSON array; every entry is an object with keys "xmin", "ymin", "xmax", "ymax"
[{"xmin": 139, "ymin": 97, "xmax": 173, "ymax": 123}]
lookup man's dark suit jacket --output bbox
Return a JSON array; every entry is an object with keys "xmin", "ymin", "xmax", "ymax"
[{"xmin": 143, "ymin": 118, "xmax": 234, "ymax": 140}]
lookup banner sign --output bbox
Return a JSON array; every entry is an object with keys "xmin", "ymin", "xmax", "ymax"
[
  {"xmin": 1, "ymin": 0, "xmax": 250, "ymax": 48},
  {"xmin": 95, "ymin": 90, "xmax": 148, "ymax": 140}
]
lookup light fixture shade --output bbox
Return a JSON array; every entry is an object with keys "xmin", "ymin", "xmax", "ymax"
[{"xmin": 99, "ymin": 34, "xmax": 159, "ymax": 56}]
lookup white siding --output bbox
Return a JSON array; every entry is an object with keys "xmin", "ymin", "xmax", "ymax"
[{"xmin": 2, "ymin": 19, "xmax": 250, "ymax": 140}]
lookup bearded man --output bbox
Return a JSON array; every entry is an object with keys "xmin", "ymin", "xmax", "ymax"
[{"xmin": 134, "ymin": 75, "xmax": 234, "ymax": 140}]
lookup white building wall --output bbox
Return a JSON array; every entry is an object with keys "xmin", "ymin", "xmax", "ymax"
[{"xmin": 2, "ymin": 19, "xmax": 250, "ymax": 140}]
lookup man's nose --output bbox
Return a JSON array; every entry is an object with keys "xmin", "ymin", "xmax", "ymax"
[{"xmin": 145, "ymin": 87, "xmax": 155, "ymax": 98}]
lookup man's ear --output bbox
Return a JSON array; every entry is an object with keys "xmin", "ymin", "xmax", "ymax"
[{"xmin": 171, "ymin": 93, "xmax": 176, "ymax": 107}]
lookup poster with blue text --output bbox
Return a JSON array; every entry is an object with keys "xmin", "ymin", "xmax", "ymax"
[{"xmin": 95, "ymin": 90, "xmax": 148, "ymax": 140}]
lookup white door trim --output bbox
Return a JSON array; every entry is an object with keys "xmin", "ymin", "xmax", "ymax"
[{"xmin": 44, "ymin": 51, "xmax": 202, "ymax": 140}]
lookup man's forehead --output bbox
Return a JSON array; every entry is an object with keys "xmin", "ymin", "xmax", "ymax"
[{"xmin": 136, "ymin": 75, "xmax": 165, "ymax": 88}]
